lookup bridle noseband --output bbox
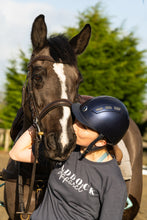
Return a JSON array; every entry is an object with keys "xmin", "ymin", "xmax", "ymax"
[{"xmin": 33, "ymin": 99, "xmax": 72, "ymax": 139}]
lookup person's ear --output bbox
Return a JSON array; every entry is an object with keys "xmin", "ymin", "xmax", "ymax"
[{"xmin": 95, "ymin": 139, "xmax": 107, "ymax": 147}]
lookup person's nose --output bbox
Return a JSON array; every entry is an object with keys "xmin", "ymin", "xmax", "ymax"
[{"xmin": 73, "ymin": 123, "xmax": 78, "ymax": 133}]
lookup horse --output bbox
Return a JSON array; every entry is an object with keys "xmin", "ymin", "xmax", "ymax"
[
  {"xmin": 3, "ymin": 14, "xmax": 91, "ymax": 220},
  {"xmin": 3, "ymin": 14, "xmax": 142, "ymax": 220}
]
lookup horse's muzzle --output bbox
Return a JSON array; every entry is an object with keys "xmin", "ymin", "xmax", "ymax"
[{"xmin": 43, "ymin": 132, "xmax": 77, "ymax": 161}]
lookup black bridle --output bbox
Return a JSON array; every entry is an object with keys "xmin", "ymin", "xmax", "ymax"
[
  {"xmin": 18, "ymin": 55, "xmax": 73, "ymax": 217},
  {"xmin": 23, "ymin": 55, "xmax": 73, "ymax": 157},
  {"xmin": 25, "ymin": 55, "xmax": 72, "ymax": 133}
]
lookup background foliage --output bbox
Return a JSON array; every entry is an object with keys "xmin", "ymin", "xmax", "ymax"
[
  {"xmin": 0, "ymin": 50, "xmax": 28, "ymax": 128},
  {"xmin": 0, "ymin": 3, "xmax": 147, "ymax": 129},
  {"xmin": 66, "ymin": 4, "xmax": 147, "ymax": 123}
]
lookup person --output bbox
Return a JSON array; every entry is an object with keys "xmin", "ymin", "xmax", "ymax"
[{"xmin": 9, "ymin": 96, "xmax": 129, "ymax": 220}]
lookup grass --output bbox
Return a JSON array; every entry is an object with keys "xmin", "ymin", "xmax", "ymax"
[
  {"xmin": 143, "ymin": 149, "xmax": 147, "ymax": 166},
  {"xmin": 0, "ymin": 146, "xmax": 5, "ymax": 151},
  {"xmin": 0, "ymin": 146, "xmax": 11, "ymax": 151}
]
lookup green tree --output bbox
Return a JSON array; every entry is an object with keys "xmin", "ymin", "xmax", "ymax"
[
  {"xmin": 0, "ymin": 50, "xmax": 29, "ymax": 128},
  {"xmin": 1, "ymin": 3, "xmax": 147, "ymax": 127},
  {"xmin": 66, "ymin": 4, "xmax": 147, "ymax": 123}
]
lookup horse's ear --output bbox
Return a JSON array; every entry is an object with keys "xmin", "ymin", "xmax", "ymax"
[
  {"xmin": 69, "ymin": 24, "xmax": 91, "ymax": 55},
  {"xmin": 31, "ymin": 14, "xmax": 47, "ymax": 50}
]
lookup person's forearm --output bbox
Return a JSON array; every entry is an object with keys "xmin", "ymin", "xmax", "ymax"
[{"xmin": 9, "ymin": 126, "xmax": 35, "ymax": 163}]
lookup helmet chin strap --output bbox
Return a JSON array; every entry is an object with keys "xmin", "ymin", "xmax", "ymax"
[{"xmin": 79, "ymin": 134, "xmax": 105, "ymax": 160}]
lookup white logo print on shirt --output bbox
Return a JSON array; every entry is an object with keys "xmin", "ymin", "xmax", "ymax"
[{"xmin": 57, "ymin": 165, "xmax": 96, "ymax": 195}]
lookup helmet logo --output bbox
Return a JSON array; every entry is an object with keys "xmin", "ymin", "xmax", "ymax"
[
  {"xmin": 82, "ymin": 106, "xmax": 88, "ymax": 112},
  {"xmin": 105, "ymin": 106, "xmax": 112, "ymax": 110},
  {"xmin": 93, "ymin": 105, "xmax": 121, "ymax": 114},
  {"xmin": 114, "ymin": 106, "xmax": 121, "ymax": 111}
]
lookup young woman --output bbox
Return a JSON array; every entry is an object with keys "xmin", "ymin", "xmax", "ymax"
[{"xmin": 9, "ymin": 96, "xmax": 129, "ymax": 220}]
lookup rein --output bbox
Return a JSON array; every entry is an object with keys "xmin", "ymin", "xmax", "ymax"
[{"xmin": 18, "ymin": 55, "xmax": 72, "ymax": 217}]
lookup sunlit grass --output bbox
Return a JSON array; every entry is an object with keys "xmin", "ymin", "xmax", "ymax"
[{"xmin": 143, "ymin": 149, "xmax": 147, "ymax": 166}]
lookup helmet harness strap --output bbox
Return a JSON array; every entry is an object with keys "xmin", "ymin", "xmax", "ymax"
[{"xmin": 79, "ymin": 134, "xmax": 105, "ymax": 160}]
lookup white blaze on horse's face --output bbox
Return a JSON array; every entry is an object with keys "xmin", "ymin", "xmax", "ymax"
[{"xmin": 53, "ymin": 63, "xmax": 70, "ymax": 148}]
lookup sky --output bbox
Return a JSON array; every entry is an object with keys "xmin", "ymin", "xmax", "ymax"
[{"xmin": 0, "ymin": 0, "xmax": 147, "ymax": 92}]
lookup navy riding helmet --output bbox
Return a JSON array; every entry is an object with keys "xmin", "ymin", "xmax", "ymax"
[{"xmin": 72, "ymin": 96, "xmax": 129, "ymax": 145}]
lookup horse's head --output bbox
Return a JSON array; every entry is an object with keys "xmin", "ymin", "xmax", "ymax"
[{"xmin": 23, "ymin": 14, "xmax": 91, "ymax": 161}]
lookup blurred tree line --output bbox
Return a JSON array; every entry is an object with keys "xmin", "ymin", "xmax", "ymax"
[
  {"xmin": 0, "ymin": 51, "xmax": 29, "ymax": 128},
  {"xmin": 0, "ymin": 3, "xmax": 147, "ymax": 133}
]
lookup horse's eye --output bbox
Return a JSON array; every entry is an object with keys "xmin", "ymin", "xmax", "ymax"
[{"xmin": 32, "ymin": 74, "xmax": 42, "ymax": 82}]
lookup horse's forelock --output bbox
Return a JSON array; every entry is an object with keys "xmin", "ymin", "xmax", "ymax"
[{"xmin": 48, "ymin": 35, "xmax": 76, "ymax": 65}]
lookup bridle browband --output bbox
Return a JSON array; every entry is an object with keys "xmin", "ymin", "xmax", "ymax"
[{"xmin": 19, "ymin": 55, "xmax": 73, "ymax": 216}]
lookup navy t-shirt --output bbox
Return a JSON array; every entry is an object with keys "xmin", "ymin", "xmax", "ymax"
[{"xmin": 31, "ymin": 147, "xmax": 127, "ymax": 220}]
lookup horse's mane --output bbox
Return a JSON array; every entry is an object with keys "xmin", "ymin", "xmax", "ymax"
[{"xmin": 48, "ymin": 35, "xmax": 76, "ymax": 65}]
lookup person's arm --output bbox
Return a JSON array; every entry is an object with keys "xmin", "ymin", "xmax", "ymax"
[{"xmin": 9, "ymin": 126, "xmax": 35, "ymax": 163}]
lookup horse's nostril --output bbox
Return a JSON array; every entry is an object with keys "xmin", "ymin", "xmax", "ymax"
[{"xmin": 43, "ymin": 132, "xmax": 77, "ymax": 160}]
